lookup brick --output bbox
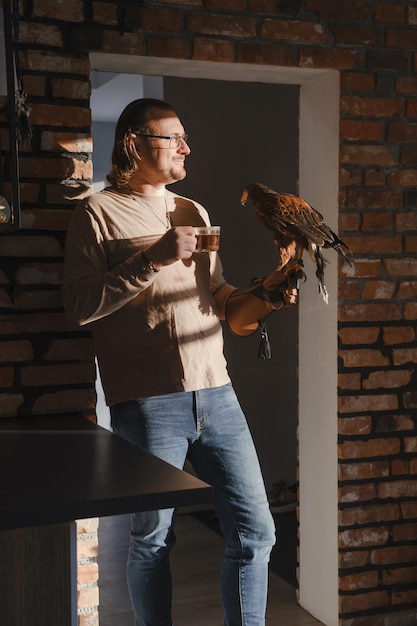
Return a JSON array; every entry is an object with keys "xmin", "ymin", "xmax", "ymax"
[
  {"xmin": 340, "ymin": 189, "xmax": 403, "ymax": 209},
  {"xmin": 339, "ymin": 590, "xmax": 389, "ymax": 613},
  {"xmin": 385, "ymin": 258, "xmax": 417, "ymax": 276},
  {"xmin": 298, "ymin": 46, "xmax": 359, "ymax": 70},
  {"xmin": 186, "ymin": 13, "xmax": 256, "ymax": 37},
  {"xmin": 397, "ymin": 281, "xmax": 417, "ymax": 298},
  {"xmin": 387, "ymin": 28, "xmax": 417, "ymax": 49},
  {"xmin": 339, "ymin": 167, "xmax": 362, "ymax": 186},
  {"xmin": 405, "ymin": 235, "xmax": 417, "ymax": 253},
  {"xmin": 340, "ymin": 259, "xmax": 381, "ymax": 279},
  {"xmin": 403, "ymin": 391, "xmax": 417, "ymax": 409},
  {"xmin": 344, "ymin": 234, "xmax": 402, "ymax": 255},
  {"xmin": 92, "ymin": 1, "xmax": 118, "ymax": 26},
  {"xmin": 20, "ymin": 156, "xmax": 92, "ymax": 181},
  {"xmin": 374, "ymin": 3, "xmax": 405, "ymax": 24},
  {"xmin": 363, "ymin": 369, "xmax": 412, "ymax": 389},
  {"xmin": 340, "ymin": 145, "xmax": 398, "ymax": 165},
  {"xmin": 339, "ymin": 416, "xmax": 372, "ymax": 436},
  {"xmin": 23, "ymin": 51, "xmax": 90, "ymax": 76},
  {"xmin": 339, "ymin": 570, "xmax": 379, "ymax": 591},
  {"xmin": 340, "ymin": 120, "xmax": 383, "ymax": 142},
  {"xmin": 32, "ymin": 388, "xmax": 96, "ymax": 414},
  {"xmin": 404, "ymin": 437, "xmax": 417, "ymax": 453},
  {"xmin": 21, "ymin": 363, "xmax": 95, "ymax": 386},
  {"xmin": 19, "ymin": 22, "xmax": 63, "ymax": 47},
  {"xmin": 44, "ymin": 338, "xmax": 94, "ymax": 361},
  {"xmin": 260, "ymin": 18, "xmax": 326, "ymax": 43},
  {"xmin": 28, "ymin": 104, "xmax": 91, "ymax": 129},
  {"xmin": 377, "ymin": 480, "xmax": 417, "ymax": 499},
  {"xmin": 338, "ymin": 373, "xmax": 362, "ymax": 391},
  {"xmin": 339, "ymin": 437, "xmax": 401, "ymax": 459},
  {"xmin": 388, "ymin": 122, "xmax": 417, "ymax": 143},
  {"xmin": 339, "ymin": 280, "xmax": 361, "ymax": 299},
  {"xmin": 33, "ymin": 0, "xmax": 84, "ymax": 20},
  {"xmin": 101, "ymin": 31, "xmax": 143, "ymax": 55},
  {"xmin": 340, "ymin": 95, "xmax": 402, "ymax": 118},
  {"xmin": 339, "ymin": 502, "xmax": 398, "ymax": 524},
  {"xmin": 0, "ymin": 289, "xmax": 13, "ymax": 307},
  {"xmin": 77, "ymin": 535, "xmax": 99, "ymax": 560},
  {"xmin": 362, "ymin": 212, "xmax": 392, "ymax": 231},
  {"xmin": 305, "ymin": 0, "xmax": 369, "ymax": 20},
  {"xmin": 339, "ymin": 211, "xmax": 361, "ymax": 231},
  {"xmin": 404, "ymin": 302, "xmax": 417, "ymax": 320},
  {"xmin": 46, "ymin": 183, "xmax": 92, "ymax": 206},
  {"xmin": 77, "ymin": 585, "xmax": 99, "ymax": 610},
  {"xmin": 193, "ymin": 38, "xmax": 234, "ymax": 63},
  {"xmin": 237, "ymin": 42, "xmax": 294, "ymax": 66},
  {"xmin": 367, "ymin": 49, "xmax": 410, "ymax": 72},
  {"xmin": 23, "ymin": 74, "xmax": 46, "ymax": 97},
  {"xmin": 388, "ymin": 169, "xmax": 417, "ymax": 187},
  {"xmin": 401, "ymin": 145, "xmax": 417, "ymax": 166},
  {"xmin": 138, "ymin": 7, "xmax": 181, "ymax": 32},
  {"xmin": 146, "ymin": 34, "xmax": 189, "ymax": 59},
  {"xmin": 401, "ymin": 500, "xmax": 417, "ymax": 519},
  {"xmin": 392, "ymin": 523, "xmax": 417, "ymax": 543},
  {"xmin": 410, "ymin": 6, "xmax": 417, "ymax": 25},
  {"xmin": 339, "ymin": 394, "xmax": 399, "ymax": 414},
  {"xmin": 339, "ymin": 460, "xmax": 389, "ymax": 481},
  {"xmin": 371, "ymin": 545, "xmax": 417, "ymax": 565},
  {"xmin": 339, "ymin": 571, "xmax": 378, "ymax": 591},
  {"xmin": 77, "ymin": 518, "xmax": 99, "ymax": 534},
  {"xmin": 0, "ymin": 393, "xmax": 25, "ymax": 416},
  {"xmin": 15, "ymin": 263, "xmax": 63, "ymax": 285},
  {"xmin": 51, "ymin": 78, "xmax": 91, "ymax": 100},
  {"xmin": 340, "ymin": 71, "xmax": 375, "ymax": 92},
  {"xmin": 339, "ymin": 550, "xmax": 368, "ymax": 569},
  {"xmin": 21, "ymin": 209, "xmax": 73, "ymax": 231},
  {"xmin": 0, "ymin": 235, "xmax": 63, "ymax": 258},
  {"xmin": 364, "ymin": 169, "xmax": 385, "ymax": 186},
  {"xmin": 391, "ymin": 458, "xmax": 409, "ymax": 475},
  {"xmin": 206, "ymin": 0, "xmax": 244, "ymax": 8},
  {"xmin": 406, "ymin": 99, "xmax": 417, "ymax": 118},
  {"xmin": 78, "ymin": 612, "xmax": 99, "ymax": 626},
  {"xmin": 395, "ymin": 211, "xmax": 417, "ymax": 231},
  {"xmin": 339, "ymin": 303, "xmax": 402, "ymax": 322},
  {"xmin": 339, "ymin": 327, "xmax": 380, "ymax": 345},
  {"xmin": 376, "ymin": 414, "xmax": 415, "ymax": 432},
  {"xmin": 393, "ymin": 348, "xmax": 417, "ymax": 365},
  {"xmin": 77, "ymin": 562, "xmax": 99, "ymax": 586},
  {"xmin": 330, "ymin": 23, "xmax": 383, "ymax": 46},
  {"xmin": 339, "ymin": 349, "xmax": 389, "ymax": 368},
  {"xmin": 23, "ymin": 312, "xmax": 76, "ymax": 334},
  {"xmin": 339, "ymin": 483, "xmax": 376, "ymax": 504},
  {"xmin": 0, "ymin": 367, "xmax": 14, "ymax": 388},
  {"xmin": 361, "ymin": 280, "xmax": 396, "ymax": 299},
  {"xmin": 392, "ymin": 589, "xmax": 417, "ymax": 607},
  {"xmin": 14, "ymin": 290, "xmax": 63, "ymax": 310},
  {"xmin": 2, "ymin": 341, "xmax": 34, "ymax": 362},
  {"xmin": 396, "ymin": 75, "xmax": 417, "ymax": 95}
]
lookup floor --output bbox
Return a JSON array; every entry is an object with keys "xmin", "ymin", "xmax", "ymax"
[{"xmin": 97, "ymin": 511, "xmax": 323, "ymax": 626}]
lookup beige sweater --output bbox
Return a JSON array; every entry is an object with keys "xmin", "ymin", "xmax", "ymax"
[{"xmin": 63, "ymin": 186, "xmax": 234, "ymax": 406}]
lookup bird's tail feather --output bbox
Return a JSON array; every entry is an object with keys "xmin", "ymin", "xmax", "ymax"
[{"xmin": 312, "ymin": 244, "xmax": 329, "ymax": 304}]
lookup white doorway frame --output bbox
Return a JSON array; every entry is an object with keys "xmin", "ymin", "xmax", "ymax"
[{"xmin": 89, "ymin": 52, "xmax": 340, "ymax": 626}]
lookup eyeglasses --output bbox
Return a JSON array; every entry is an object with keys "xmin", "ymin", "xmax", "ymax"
[{"xmin": 133, "ymin": 133, "xmax": 189, "ymax": 149}]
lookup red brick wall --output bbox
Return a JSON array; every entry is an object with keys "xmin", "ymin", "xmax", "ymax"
[{"xmin": 0, "ymin": 1, "xmax": 416, "ymax": 624}]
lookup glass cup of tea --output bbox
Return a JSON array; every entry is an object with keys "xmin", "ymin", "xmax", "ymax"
[{"xmin": 194, "ymin": 226, "xmax": 221, "ymax": 253}]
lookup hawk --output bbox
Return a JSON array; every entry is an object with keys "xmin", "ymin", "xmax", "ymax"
[{"xmin": 241, "ymin": 182, "xmax": 351, "ymax": 303}]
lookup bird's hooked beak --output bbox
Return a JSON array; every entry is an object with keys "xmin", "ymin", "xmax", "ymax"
[{"xmin": 241, "ymin": 188, "xmax": 249, "ymax": 205}]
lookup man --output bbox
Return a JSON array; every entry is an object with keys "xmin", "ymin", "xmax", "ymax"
[{"xmin": 63, "ymin": 98, "xmax": 298, "ymax": 626}]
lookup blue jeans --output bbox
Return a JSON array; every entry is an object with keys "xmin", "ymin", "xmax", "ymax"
[{"xmin": 110, "ymin": 383, "xmax": 275, "ymax": 626}]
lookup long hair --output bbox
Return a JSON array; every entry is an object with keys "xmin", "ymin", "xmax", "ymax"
[{"xmin": 106, "ymin": 98, "xmax": 177, "ymax": 188}]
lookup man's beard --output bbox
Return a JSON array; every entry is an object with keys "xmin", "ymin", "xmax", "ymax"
[{"xmin": 170, "ymin": 163, "xmax": 187, "ymax": 182}]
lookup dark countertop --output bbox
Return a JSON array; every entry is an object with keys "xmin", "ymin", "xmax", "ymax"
[{"xmin": 0, "ymin": 415, "xmax": 212, "ymax": 530}]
